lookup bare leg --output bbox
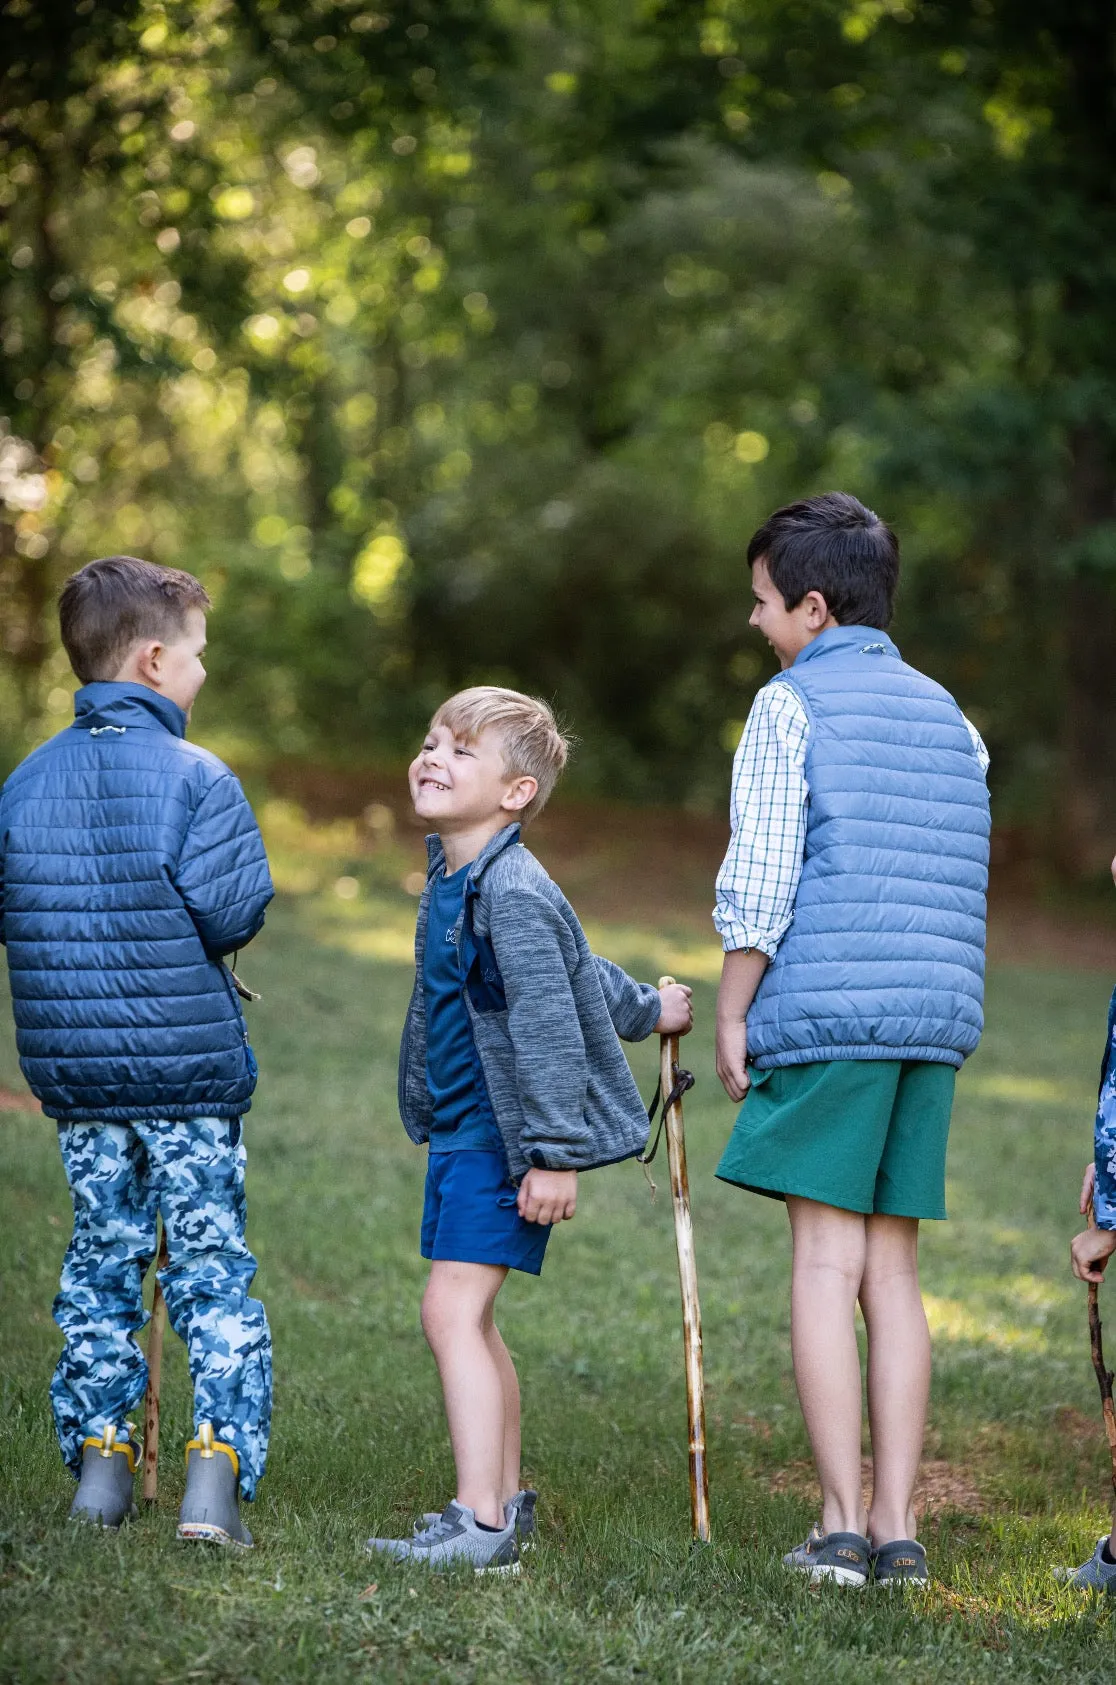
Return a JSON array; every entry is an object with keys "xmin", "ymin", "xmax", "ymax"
[
  {"xmin": 786, "ymin": 1196, "xmax": 868, "ymax": 1537},
  {"xmin": 484, "ymin": 1321, "xmax": 521, "ymax": 1504},
  {"xmin": 859, "ymin": 1214, "xmax": 928, "ymax": 1546},
  {"xmin": 420, "ymin": 1260, "xmax": 510, "ymax": 1528}
]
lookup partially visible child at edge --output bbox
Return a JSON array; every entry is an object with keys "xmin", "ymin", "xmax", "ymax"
[
  {"xmin": 713, "ymin": 493, "xmax": 990, "ymax": 1588},
  {"xmin": 0, "ymin": 556, "xmax": 273, "ymax": 1548},
  {"xmin": 1062, "ymin": 918, "xmax": 1116, "ymax": 1593},
  {"xmin": 364, "ymin": 687, "xmax": 693, "ymax": 1574}
]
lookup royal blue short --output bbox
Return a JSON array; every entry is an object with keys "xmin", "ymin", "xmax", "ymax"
[{"xmin": 420, "ymin": 1149, "xmax": 551, "ymax": 1276}]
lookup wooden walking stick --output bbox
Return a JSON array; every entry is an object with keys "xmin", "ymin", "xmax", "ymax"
[
  {"xmin": 143, "ymin": 1217, "xmax": 170, "ymax": 1504},
  {"xmin": 656, "ymin": 975, "xmax": 711, "ymax": 1545},
  {"xmin": 1086, "ymin": 1199, "xmax": 1116, "ymax": 1516}
]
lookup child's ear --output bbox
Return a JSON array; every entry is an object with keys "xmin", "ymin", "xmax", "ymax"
[
  {"xmin": 803, "ymin": 590, "xmax": 831, "ymax": 628},
  {"xmin": 503, "ymin": 775, "xmax": 539, "ymax": 814}
]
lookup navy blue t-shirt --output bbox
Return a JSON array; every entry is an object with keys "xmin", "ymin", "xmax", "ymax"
[{"xmin": 424, "ymin": 863, "xmax": 503, "ymax": 1154}]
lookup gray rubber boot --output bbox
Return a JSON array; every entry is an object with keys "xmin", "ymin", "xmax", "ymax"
[
  {"xmin": 176, "ymin": 1423, "xmax": 253, "ymax": 1550},
  {"xmin": 69, "ymin": 1425, "xmax": 137, "ymax": 1529}
]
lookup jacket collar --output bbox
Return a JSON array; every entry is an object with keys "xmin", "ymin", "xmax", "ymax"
[
  {"xmin": 72, "ymin": 681, "xmax": 188, "ymax": 739},
  {"xmin": 790, "ymin": 625, "xmax": 899, "ymax": 670},
  {"xmin": 423, "ymin": 822, "xmax": 522, "ymax": 885}
]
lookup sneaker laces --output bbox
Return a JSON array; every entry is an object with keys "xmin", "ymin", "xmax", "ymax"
[{"xmin": 411, "ymin": 1511, "xmax": 461, "ymax": 1545}]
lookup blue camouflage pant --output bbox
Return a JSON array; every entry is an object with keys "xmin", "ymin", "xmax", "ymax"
[
  {"xmin": 52, "ymin": 1116, "xmax": 272, "ymax": 1499},
  {"xmin": 1096, "ymin": 1027, "xmax": 1116, "ymax": 1230}
]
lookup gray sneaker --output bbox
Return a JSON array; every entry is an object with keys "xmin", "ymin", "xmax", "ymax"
[
  {"xmin": 1055, "ymin": 1538, "xmax": 1116, "ymax": 1593},
  {"xmin": 365, "ymin": 1500, "xmax": 520, "ymax": 1576},
  {"xmin": 421, "ymin": 1488, "xmax": 537, "ymax": 1550},
  {"xmin": 783, "ymin": 1524, "xmax": 870, "ymax": 1587},
  {"xmin": 69, "ymin": 1425, "xmax": 137, "ymax": 1529},
  {"xmin": 176, "ymin": 1423, "xmax": 253, "ymax": 1550},
  {"xmin": 872, "ymin": 1538, "xmax": 929, "ymax": 1588}
]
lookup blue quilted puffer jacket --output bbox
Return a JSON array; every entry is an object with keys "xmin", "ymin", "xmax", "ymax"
[
  {"xmin": 746, "ymin": 627, "xmax": 990, "ymax": 1070},
  {"xmin": 0, "ymin": 682, "xmax": 273, "ymax": 1122}
]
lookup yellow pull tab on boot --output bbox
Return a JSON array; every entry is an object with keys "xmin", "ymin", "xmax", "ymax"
[
  {"xmin": 100, "ymin": 1423, "xmax": 117, "ymax": 1459},
  {"xmin": 198, "ymin": 1422, "xmax": 215, "ymax": 1458}
]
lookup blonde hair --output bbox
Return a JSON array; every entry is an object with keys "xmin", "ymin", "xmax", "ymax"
[{"xmin": 431, "ymin": 685, "xmax": 570, "ymax": 824}]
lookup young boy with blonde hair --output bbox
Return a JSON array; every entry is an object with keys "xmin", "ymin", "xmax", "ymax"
[{"xmin": 365, "ymin": 686, "xmax": 692, "ymax": 1573}]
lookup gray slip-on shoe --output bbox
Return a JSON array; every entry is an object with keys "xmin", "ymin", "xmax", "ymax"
[
  {"xmin": 365, "ymin": 1500, "xmax": 520, "ymax": 1576},
  {"xmin": 783, "ymin": 1524, "xmax": 870, "ymax": 1587},
  {"xmin": 871, "ymin": 1537, "xmax": 929, "ymax": 1587},
  {"xmin": 1054, "ymin": 1538, "xmax": 1116, "ymax": 1593},
  {"xmin": 176, "ymin": 1422, "xmax": 253, "ymax": 1550},
  {"xmin": 69, "ymin": 1425, "xmax": 137, "ymax": 1529},
  {"xmin": 421, "ymin": 1488, "xmax": 538, "ymax": 1550}
]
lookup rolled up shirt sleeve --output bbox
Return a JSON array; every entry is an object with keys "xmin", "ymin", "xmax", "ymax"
[
  {"xmin": 962, "ymin": 716, "xmax": 991, "ymax": 774},
  {"xmin": 713, "ymin": 682, "xmax": 810, "ymax": 959}
]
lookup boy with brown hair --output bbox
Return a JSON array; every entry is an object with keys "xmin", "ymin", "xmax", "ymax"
[
  {"xmin": 365, "ymin": 685, "xmax": 692, "ymax": 1574},
  {"xmin": 0, "ymin": 555, "xmax": 273, "ymax": 1548}
]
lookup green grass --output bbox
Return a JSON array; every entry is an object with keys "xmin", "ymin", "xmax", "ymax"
[{"xmin": 3, "ymin": 840, "xmax": 1116, "ymax": 1681}]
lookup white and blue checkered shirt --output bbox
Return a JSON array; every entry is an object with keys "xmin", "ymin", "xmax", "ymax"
[{"xmin": 713, "ymin": 684, "xmax": 991, "ymax": 957}]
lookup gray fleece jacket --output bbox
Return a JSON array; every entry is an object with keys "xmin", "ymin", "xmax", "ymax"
[{"xmin": 397, "ymin": 824, "xmax": 661, "ymax": 1179}]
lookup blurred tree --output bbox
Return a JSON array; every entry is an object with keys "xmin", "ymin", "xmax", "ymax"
[{"xmin": 0, "ymin": 0, "xmax": 1112, "ymax": 870}]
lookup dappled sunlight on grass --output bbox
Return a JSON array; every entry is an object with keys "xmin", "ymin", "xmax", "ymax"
[
  {"xmin": 924, "ymin": 1293, "xmax": 1050, "ymax": 1354},
  {"xmin": 6, "ymin": 812, "xmax": 1116, "ymax": 1675},
  {"xmin": 961, "ymin": 1071, "xmax": 1091, "ymax": 1107}
]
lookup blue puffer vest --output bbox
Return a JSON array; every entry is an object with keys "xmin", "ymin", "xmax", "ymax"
[
  {"xmin": 747, "ymin": 627, "xmax": 990, "ymax": 1070},
  {"xmin": 0, "ymin": 683, "xmax": 274, "ymax": 1122}
]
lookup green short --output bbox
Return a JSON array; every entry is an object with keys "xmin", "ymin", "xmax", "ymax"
[{"xmin": 715, "ymin": 1059, "xmax": 956, "ymax": 1220}]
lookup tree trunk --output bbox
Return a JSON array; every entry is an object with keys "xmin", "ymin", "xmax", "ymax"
[{"xmin": 1060, "ymin": 423, "xmax": 1116, "ymax": 878}]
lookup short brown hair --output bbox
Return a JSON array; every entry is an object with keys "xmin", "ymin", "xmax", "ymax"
[
  {"xmin": 59, "ymin": 556, "xmax": 211, "ymax": 683},
  {"xmin": 431, "ymin": 685, "xmax": 571, "ymax": 824}
]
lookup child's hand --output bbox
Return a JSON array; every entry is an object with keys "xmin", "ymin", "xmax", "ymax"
[
  {"xmin": 655, "ymin": 983, "xmax": 693, "ymax": 1036},
  {"xmin": 715, "ymin": 1021, "xmax": 750, "ymax": 1102},
  {"xmin": 1081, "ymin": 1160, "xmax": 1097, "ymax": 1216},
  {"xmin": 517, "ymin": 1167, "xmax": 577, "ymax": 1226},
  {"xmin": 1071, "ymin": 1224, "xmax": 1116, "ymax": 1284}
]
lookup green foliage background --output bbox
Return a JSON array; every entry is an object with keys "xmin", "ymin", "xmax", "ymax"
[{"xmin": 2, "ymin": 0, "xmax": 1115, "ymax": 857}]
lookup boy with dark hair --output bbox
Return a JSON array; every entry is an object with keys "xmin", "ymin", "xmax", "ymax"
[
  {"xmin": 365, "ymin": 685, "xmax": 693, "ymax": 1574},
  {"xmin": 714, "ymin": 493, "xmax": 990, "ymax": 1587},
  {"xmin": 0, "ymin": 555, "xmax": 273, "ymax": 1548}
]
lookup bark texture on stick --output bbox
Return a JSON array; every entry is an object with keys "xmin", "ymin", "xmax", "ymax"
[
  {"xmin": 659, "ymin": 975, "xmax": 711, "ymax": 1545},
  {"xmin": 143, "ymin": 1220, "xmax": 170, "ymax": 1505},
  {"xmin": 1087, "ymin": 1200, "xmax": 1116, "ymax": 1512}
]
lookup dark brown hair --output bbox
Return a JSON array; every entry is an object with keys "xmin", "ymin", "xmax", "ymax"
[
  {"xmin": 58, "ymin": 556, "xmax": 211, "ymax": 683},
  {"xmin": 748, "ymin": 491, "xmax": 899, "ymax": 629}
]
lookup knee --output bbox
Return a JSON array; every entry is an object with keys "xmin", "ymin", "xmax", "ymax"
[
  {"xmin": 862, "ymin": 1219, "xmax": 921, "ymax": 1296},
  {"xmin": 420, "ymin": 1283, "xmax": 454, "ymax": 1350},
  {"xmin": 421, "ymin": 1274, "xmax": 488, "ymax": 1351},
  {"xmin": 795, "ymin": 1249, "xmax": 865, "ymax": 1299},
  {"xmin": 792, "ymin": 1225, "xmax": 865, "ymax": 1291}
]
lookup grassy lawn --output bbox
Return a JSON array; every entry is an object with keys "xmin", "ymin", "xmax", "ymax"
[{"xmin": 3, "ymin": 808, "xmax": 1116, "ymax": 1681}]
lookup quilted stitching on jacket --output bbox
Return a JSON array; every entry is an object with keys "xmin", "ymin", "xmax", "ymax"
[{"xmin": 0, "ymin": 682, "xmax": 273, "ymax": 1121}]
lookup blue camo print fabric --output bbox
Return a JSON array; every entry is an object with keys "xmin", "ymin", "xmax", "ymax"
[
  {"xmin": 52, "ymin": 1115, "xmax": 272, "ymax": 1499},
  {"xmin": 1095, "ymin": 997, "xmax": 1116, "ymax": 1231}
]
